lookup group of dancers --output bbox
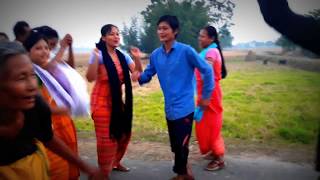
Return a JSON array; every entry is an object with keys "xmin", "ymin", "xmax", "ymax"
[{"xmin": 0, "ymin": 15, "xmax": 226, "ymax": 180}]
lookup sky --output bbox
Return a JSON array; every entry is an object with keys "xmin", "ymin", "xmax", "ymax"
[{"xmin": 0, "ymin": 0, "xmax": 319, "ymax": 48}]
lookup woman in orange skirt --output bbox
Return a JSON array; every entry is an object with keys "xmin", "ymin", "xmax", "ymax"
[
  {"xmin": 195, "ymin": 25, "xmax": 227, "ymax": 171},
  {"xmin": 39, "ymin": 86, "xmax": 79, "ymax": 180},
  {"xmin": 24, "ymin": 30, "xmax": 87, "ymax": 180},
  {"xmin": 86, "ymin": 24, "xmax": 139, "ymax": 178}
]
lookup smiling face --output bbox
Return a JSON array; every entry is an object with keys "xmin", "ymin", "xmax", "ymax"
[
  {"xmin": 102, "ymin": 26, "xmax": 120, "ymax": 49},
  {"xmin": 157, "ymin": 21, "xmax": 177, "ymax": 43},
  {"xmin": 29, "ymin": 39, "xmax": 50, "ymax": 67},
  {"xmin": 198, "ymin": 29, "xmax": 214, "ymax": 49},
  {"xmin": 0, "ymin": 54, "xmax": 38, "ymax": 110}
]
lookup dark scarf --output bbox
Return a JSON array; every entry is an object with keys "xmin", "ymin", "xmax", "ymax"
[{"xmin": 96, "ymin": 41, "xmax": 133, "ymax": 141}]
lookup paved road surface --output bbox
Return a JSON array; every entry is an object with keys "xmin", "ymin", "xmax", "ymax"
[{"xmin": 80, "ymin": 156, "xmax": 319, "ymax": 180}]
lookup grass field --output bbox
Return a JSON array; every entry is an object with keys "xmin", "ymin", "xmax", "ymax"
[{"xmin": 75, "ymin": 56, "xmax": 320, "ymax": 145}]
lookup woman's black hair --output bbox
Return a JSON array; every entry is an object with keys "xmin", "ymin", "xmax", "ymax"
[
  {"xmin": 23, "ymin": 30, "xmax": 47, "ymax": 52},
  {"xmin": 96, "ymin": 24, "xmax": 118, "ymax": 46},
  {"xmin": 100, "ymin": 24, "xmax": 118, "ymax": 36},
  {"xmin": 33, "ymin": 26, "xmax": 59, "ymax": 40},
  {"xmin": 203, "ymin": 26, "xmax": 227, "ymax": 79}
]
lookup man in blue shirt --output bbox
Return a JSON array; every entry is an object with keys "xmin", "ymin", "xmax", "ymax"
[{"xmin": 132, "ymin": 15, "xmax": 213, "ymax": 180}]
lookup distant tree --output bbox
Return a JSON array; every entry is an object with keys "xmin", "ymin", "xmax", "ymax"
[
  {"xmin": 139, "ymin": 0, "xmax": 235, "ymax": 53},
  {"xmin": 219, "ymin": 24, "xmax": 233, "ymax": 48},
  {"xmin": 275, "ymin": 35, "xmax": 297, "ymax": 51},
  {"xmin": 121, "ymin": 17, "xmax": 141, "ymax": 51}
]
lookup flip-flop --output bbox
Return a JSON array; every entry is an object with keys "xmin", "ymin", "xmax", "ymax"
[
  {"xmin": 113, "ymin": 165, "xmax": 130, "ymax": 172},
  {"xmin": 205, "ymin": 160, "xmax": 225, "ymax": 171}
]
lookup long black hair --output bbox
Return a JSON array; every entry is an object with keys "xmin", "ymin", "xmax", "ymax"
[{"xmin": 203, "ymin": 26, "xmax": 227, "ymax": 79}]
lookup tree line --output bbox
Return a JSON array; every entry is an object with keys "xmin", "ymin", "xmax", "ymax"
[{"xmin": 121, "ymin": 0, "xmax": 235, "ymax": 53}]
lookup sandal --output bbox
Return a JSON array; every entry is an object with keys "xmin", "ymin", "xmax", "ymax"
[
  {"xmin": 113, "ymin": 164, "xmax": 130, "ymax": 172},
  {"xmin": 205, "ymin": 160, "xmax": 225, "ymax": 171}
]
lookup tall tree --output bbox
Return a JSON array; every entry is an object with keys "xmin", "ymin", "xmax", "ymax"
[
  {"xmin": 140, "ymin": 0, "xmax": 235, "ymax": 53},
  {"xmin": 121, "ymin": 17, "xmax": 141, "ymax": 51},
  {"xmin": 207, "ymin": 0, "xmax": 235, "ymax": 29},
  {"xmin": 275, "ymin": 35, "xmax": 296, "ymax": 51}
]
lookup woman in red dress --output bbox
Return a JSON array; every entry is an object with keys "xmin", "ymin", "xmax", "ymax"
[
  {"xmin": 195, "ymin": 25, "xmax": 227, "ymax": 171},
  {"xmin": 86, "ymin": 24, "xmax": 140, "ymax": 178}
]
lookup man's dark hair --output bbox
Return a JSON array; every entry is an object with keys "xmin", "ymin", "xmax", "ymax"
[
  {"xmin": 13, "ymin": 21, "xmax": 30, "ymax": 38},
  {"xmin": 157, "ymin": 15, "xmax": 179, "ymax": 38}
]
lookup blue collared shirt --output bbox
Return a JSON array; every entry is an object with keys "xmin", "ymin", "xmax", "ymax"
[{"xmin": 139, "ymin": 41, "xmax": 214, "ymax": 120}]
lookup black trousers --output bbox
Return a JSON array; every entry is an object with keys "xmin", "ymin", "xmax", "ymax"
[{"xmin": 166, "ymin": 112, "xmax": 194, "ymax": 175}]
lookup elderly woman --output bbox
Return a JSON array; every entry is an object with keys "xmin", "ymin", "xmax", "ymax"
[{"xmin": 0, "ymin": 41, "xmax": 103, "ymax": 180}]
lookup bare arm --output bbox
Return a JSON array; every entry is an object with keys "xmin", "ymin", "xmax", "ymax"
[
  {"xmin": 50, "ymin": 34, "xmax": 75, "ymax": 67},
  {"xmin": 45, "ymin": 135, "xmax": 105, "ymax": 179},
  {"xmin": 86, "ymin": 50, "xmax": 99, "ymax": 82},
  {"xmin": 66, "ymin": 35, "xmax": 75, "ymax": 68},
  {"xmin": 50, "ymin": 38, "xmax": 68, "ymax": 64},
  {"xmin": 128, "ymin": 62, "xmax": 136, "ymax": 73},
  {"xmin": 130, "ymin": 47, "xmax": 143, "ymax": 72}
]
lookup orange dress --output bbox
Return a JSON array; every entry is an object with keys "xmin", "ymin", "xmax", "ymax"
[
  {"xmin": 40, "ymin": 86, "xmax": 79, "ymax": 180},
  {"xmin": 90, "ymin": 54, "xmax": 131, "ymax": 175},
  {"xmin": 195, "ymin": 48, "xmax": 225, "ymax": 156}
]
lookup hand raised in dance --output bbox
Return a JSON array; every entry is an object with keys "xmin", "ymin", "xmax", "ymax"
[
  {"xmin": 60, "ymin": 34, "xmax": 73, "ymax": 48},
  {"xmin": 129, "ymin": 46, "xmax": 141, "ymax": 59},
  {"xmin": 130, "ymin": 46, "xmax": 143, "ymax": 72}
]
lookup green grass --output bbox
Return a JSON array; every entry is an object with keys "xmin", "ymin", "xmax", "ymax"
[
  {"xmin": 74, "ymin": 59, "xmax": 320, "ymax": 145},
  {"xmin": 132, "ymin": 91, "xmax": 167, "ymax": 142},
  {"xmin": 221, "ymin": 60, "xmax": 320, "ymax": 144},
  {"xmin": 74, "ymin": 117, "xmax": 94, "ymax": 131}
]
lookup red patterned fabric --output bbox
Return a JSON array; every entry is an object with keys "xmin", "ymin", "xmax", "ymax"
[{"xmin": 90, "ymin": 59, "xmax": 130, "ymax": 175}]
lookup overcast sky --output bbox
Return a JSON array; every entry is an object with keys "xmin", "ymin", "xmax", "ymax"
[{"xmin": 0, "ymin": 0, "xmax": 319, "ymax": 48}]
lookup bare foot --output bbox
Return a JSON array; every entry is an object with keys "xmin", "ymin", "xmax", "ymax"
[
  {"xmin": 203, "ymin": 152, "xmax": 216, "ymax": 160},
  {"xmin": 187, "ymin": 163, "xmax": 194, "ymax": 178}
]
